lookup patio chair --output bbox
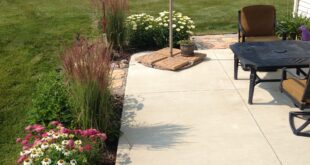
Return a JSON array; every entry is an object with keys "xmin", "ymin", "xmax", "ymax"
[
  {"xmin": 238, "ymin": 5, "xmax": 280, "ymax": 42},
  {"xmin": 280, "ymin": 67, "xmax": 310, "ymax": 110},
  {"xmin": 289, "ymin": 111, "xmax": 310, "ymax": 137}
]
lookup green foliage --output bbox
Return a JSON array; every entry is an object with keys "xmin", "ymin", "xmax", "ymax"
[
  {"xmin": 62, "ymin": 39, "xmax": 120, "ymax": 140},
  {"xmin": 178, "ymin": 39, "xmax": 194, "ymax": 45},
  {"xmin": 126, "ymin": 11, "xmax": 195, "ymax": 50},
  {"xmin": 28, "ymin": 71, "xmax": 73, "ymax": 126},
  {"xmin": 106, "ymin": 10, "xmax": 127, "ymax": 51},
  {"xmin": 276, "ymin": 15, "xmax": 310, "ymax": 40},
  {"xmin": 126, "ymin": 14, "xmax": 157, "ymax": 49}
]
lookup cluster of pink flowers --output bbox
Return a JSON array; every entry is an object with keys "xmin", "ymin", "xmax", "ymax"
[{"xmin": 16, "ymin": 121, "xmax": 107, "ymax": 165}]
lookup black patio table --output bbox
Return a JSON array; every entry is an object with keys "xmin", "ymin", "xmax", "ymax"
[{"xmin": 230, "ymin": 40, "xmax": 310, "ymax": 104}]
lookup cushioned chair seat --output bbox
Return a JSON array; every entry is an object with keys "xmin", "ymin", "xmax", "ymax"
[
  {"xmin": 245, "ymin": 36, "xmax": 280, "ymax": 42},
  {"xmin": 282, "ymin": 78, "xmax": 309, "ymax": 103}
]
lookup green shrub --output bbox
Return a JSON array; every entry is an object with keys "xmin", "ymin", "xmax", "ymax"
[
  {"xmin": 62, "ymin": 38, "xmax": 119, "ymax": 140},
  {"xmin": 28, "ymin": 71, "xmax": 73, "ymax": 126},
  {"xmin": 276, "ymin": 15, "xmax": 310, "ymax": 40},
  {"xmin": 126, "ymin": 13, "xmax": 157, "ymax": 49},
  {"xmin": 126, "ymin": 11, "xmax": 195, "ymax": 50}
]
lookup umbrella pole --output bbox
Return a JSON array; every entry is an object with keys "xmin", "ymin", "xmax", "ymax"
[{"xmin": 169, "ymin": 0, "xmax": 173, "ymax": 57}]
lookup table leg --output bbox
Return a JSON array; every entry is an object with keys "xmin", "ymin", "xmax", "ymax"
[
  {"xmin": 248, "ymin": 68, "xmax": 257, "ymax": 104},
  {"xmin": 234, "ymin": 55, "xmax": 239, "ymax": 80}
]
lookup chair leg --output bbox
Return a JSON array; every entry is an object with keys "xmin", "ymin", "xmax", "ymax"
[
  {"xmin": 289, "ymin": 111, "xmax": 310, "ymax": 137},
  {"xmin": 234, "ymin": 55, "xmax": 239, "ymax": 80}
]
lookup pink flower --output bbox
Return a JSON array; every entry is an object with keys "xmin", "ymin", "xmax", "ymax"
[
  {"xmin": 78, "ymin": 146, "xmax": 84, "ymax": 152},
  {"xmin": 21, "ymin": 139, "xmax": 28, "ymax": 146},
  {"xmin": 84, "ymin": 144, "xmax": 91, "ymax": 151},
  {"xmin": 22, "ymin": 144, "xmax": 31, "ymax": 150},
  {"xmin": 73, "ymin": 129, "xmax": 82, "ymax": 135},
  {"xmin": 25, "ymin": 133, "xmax": 32, "ymax": 140},
  {"xmin": 67, "ymin": 140, "xmax": 74, "ymax": 149},
  {"xmin": 32, "ymin": 124, "xmax": 45, "ymax": 132},
  {"xmin": 60, "ymin": 128, "xmax": 71, "ymax": 134},
  {"xmin": 17, "ymin": 155, "xmax": 27, "ymax": 164},
  {"xmin": 41, "ymin": 133, "xmax": 48, "ymax": 138},
  {"xmin": 16, "ymin": 138, "xmax": 22, "ymax": 143},
  {"xmin": 33, "ymin": 139, "xmax": 42, "ymax": 146},
  {"xmin": 98, "ymin": 133, "xmax": 107, "ymax": 141},
  {"xmin": 24, "ymin": 125, "xmax": 33, "ymax": 131},
  {"xmin": 50, "ymin": 121, "xmax": 61, "ymax": 126}
]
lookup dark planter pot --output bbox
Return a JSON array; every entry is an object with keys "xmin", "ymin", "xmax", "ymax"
[
  {"xmin": 180, "ymin": 44, "xmax": 195, "ymax": 56},
  {"xmin": 289, "ymin": 33, "xmax": 297, "ymax": 40}
]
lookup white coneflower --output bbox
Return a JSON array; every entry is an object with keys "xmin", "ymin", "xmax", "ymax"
[
  {"xmin": 23, "ymin": 158, "xmax": 33, "ymax": 165},
  {"xmin": 57, "ymin": 159, "xmax": 66, "ymax": 165},
  {"xmin": 30, "ymin": 150, "xmax": 39, "ymax": 158},
  {"xmin": 61, "ymin": 140, "xmax": 68, "ymax": 146},
  {"xmin": 70, "ymin": 159, "xmax": 77, "ymax": 165},
  {"xmin": 41, "ymin": 142, "xmax": 49, "ymax": 150},
  {"xmin": 53, "ymin": 133, "xmax": 60, "ymax": 139},
  {"xmin": 47, "ymin": 130, "xmax": 54, "ymax": 136},
  {"xmin": 62, "ymin": 149, "xmax": 72, "ymax": 156},
  {"xmin": 60, "ymin": 133, "xmax": 68, "ymax": 138},
  {"xmin": 74, "ymin": 140, "xmax": 82, "ymax": 146},
  {"xmin": 20, "ymin": 151, "xmax": 27, "ymax": 156},
  {"xmin": 41, "ymin": 158, "xmax": 52, "ymax": 165},
  {"xmin": 69, "ymin": 134, "xmax": 75, "ymax": 139}
]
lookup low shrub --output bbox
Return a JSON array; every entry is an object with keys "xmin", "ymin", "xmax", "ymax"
[
  {"xmin": 16, "ymin": 122, "xmax": 107, "ymax": 165},
  {"xmin": 126, "ymin": 13, "xmax": 157, "ymax": 49},
  {"xmin": 28, "ymin": 71, "xmax": 73, "ymax": 127},
  {"xmin": 276, "ymin": 15, "xmax": 310, "ymax": 40},
  {"xmin": 154, "ymin": 11, "xmax": 195, "ymax": 48},
  {"xmin": 126, "ymin": 11, "xmax": 195, "ymax": 50}
]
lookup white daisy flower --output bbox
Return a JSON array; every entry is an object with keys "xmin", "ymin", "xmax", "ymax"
[
  {"xmin": 63, "ymin": 149, "xmax": 72, "ymax": 156},
  {"xmin": 172, "ymin": 24, "xmax": 176, "ymax": 28},
  {"xmin": 70, "ymin": 159, "xmax": 77, "ymax": 165},
  {"xmin": 41, "ymin": 158, "xmax": 52, "ymax": 165},
  {"xmin": 57, "ymin": 160, "xmax": 66, "ymax": 165},
  {"xmin": 30, "ymin": 150, "xmax": 39, "ymax": 158},
  {"xmin": 180, "ymin": 26, "xmax": 184, "ymax": 29},
  {"xmin": 176, "ymin": 28, "xmax": 181, "ymax": 32},
  {"xmin": 61, "ymin": 140, "xmax": 68, "ymax": 146},
  {"xmin": 47, "ymin": 130, "xmax": 54, "ymax": 136},
  {"xmin": 23, "ymin": 158, "xmax": 33, "ymax": 165},
  {"xmin": 41, "ymin": 142, "xmax": 49, "ymax": 150},
  {"xmin": 74, "ymin": 140, "xmax": 82, "ymax": 146}
]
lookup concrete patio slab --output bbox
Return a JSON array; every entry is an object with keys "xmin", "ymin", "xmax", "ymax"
[{"xmin": 117, "ymin": 49, "xmax": 310, "ymax": 165}]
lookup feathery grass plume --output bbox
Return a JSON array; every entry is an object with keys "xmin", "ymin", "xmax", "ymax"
[
  {"xmin": 91, "ymin": 0, "xmax": 128, "ymax": 52},
  {"xmin": 62, "ymin": 38, "xmax": 117, "ymax": 137}
]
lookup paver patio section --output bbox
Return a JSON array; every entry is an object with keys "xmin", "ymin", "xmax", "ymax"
[{"xmin": 116, "ymin": 49, "xmax": 310, "ymax": 165}]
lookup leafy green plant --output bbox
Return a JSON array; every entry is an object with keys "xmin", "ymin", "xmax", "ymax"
[
  {"xmin": 276, "ymin": 15, "xmax": 310, "ymax": 40},
  {"xmin": 126, "ymin": 13, "xmax": 157, "ymax": 49},
  {"xmin": 62, "ymin": 38, "xmax": 119, "ymax": 140},
  {"xmin": 178, "ymin": 39, "xmax": 194, "ymax": 45},
  {"xmin": 28, "ymin": 71, "xmax": 73, "ymax": 127},
  {"xmin": 126, "ymin": 11, "xmax": 195, "ymax": 50}
]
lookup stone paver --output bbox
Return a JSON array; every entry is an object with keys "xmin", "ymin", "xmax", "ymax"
[{"xmin": 116, "ymin": 49, "xmax": 310, "ymax": 165}]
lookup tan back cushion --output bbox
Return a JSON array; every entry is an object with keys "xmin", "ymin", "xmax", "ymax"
[{"xmin": 240, "ymin": 5, "xmax": 276, "ymax": 36}]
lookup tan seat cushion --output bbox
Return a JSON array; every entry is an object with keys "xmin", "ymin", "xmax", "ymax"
[
  {"xmin": 282, "ymin": 78, "xmax": 308, "ymax": 103},
  {"xmin": 241, "ymin": 5, "xmax": 276, "ymax": 36},
  {"xmin": 245, "ymin": 36, "xmax": 280, "ymax": 42}
]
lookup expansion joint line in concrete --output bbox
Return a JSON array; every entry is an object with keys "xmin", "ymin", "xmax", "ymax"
[{"xmin": 215, "ymin": 57, "xmax": 283, "ymax": 165}]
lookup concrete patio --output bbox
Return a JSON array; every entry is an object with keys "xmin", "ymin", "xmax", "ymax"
[{"xmin": 116, "ymin": 49, "xmax": 310, "ymax": 165}]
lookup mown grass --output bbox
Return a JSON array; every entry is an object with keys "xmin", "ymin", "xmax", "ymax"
[
  {"xmin": 129, "ymin": 0, "xmax": 294, "ymax": 34},
  {"xmin": 0, "ymin": 0, "xmax": 97, "ymax": 164}
]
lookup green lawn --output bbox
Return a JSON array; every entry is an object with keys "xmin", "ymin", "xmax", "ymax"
[
  {"xmin": 0, "ymin": 0, "xmax": 294, "ymax": 164},
  {"xmin": 130, "ymin": 0, "xmax": 294, "ymax": 34},
  {"xmin": 0, "ymin": 0, "xmax": 97, "ymax": 164}
]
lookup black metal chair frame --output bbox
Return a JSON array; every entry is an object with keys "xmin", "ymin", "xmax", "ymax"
[{"xmin": 289, "ymin": 111, "xmax": 310, "ymax": 137}]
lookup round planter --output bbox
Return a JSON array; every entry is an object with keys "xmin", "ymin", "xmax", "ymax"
[{"xmin": 180, "ymin": 44, "xmax": 195, "ymax": 56}]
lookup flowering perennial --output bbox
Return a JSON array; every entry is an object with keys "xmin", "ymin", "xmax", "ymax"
[
  {"xmin": 16, "ymin": 121, "xmax": 107, "ymax": 165},
  {"xmin": 126, "ymin": 11, "xmax": 195, "ymax": 49}
]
